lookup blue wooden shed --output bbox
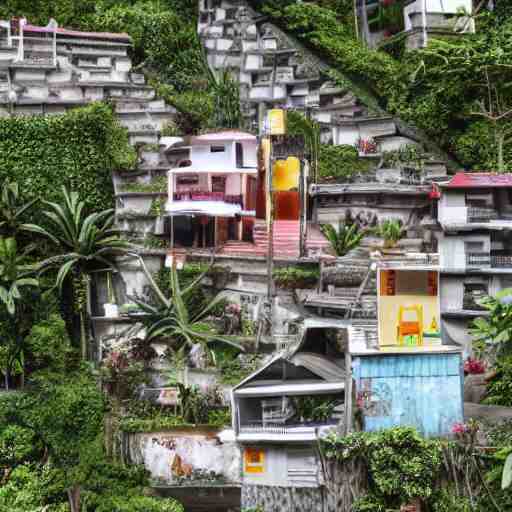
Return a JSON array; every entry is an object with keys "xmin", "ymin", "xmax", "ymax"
[{"xmin": 352, "ymin": 351, "xmax": 463, "ymax": 437}]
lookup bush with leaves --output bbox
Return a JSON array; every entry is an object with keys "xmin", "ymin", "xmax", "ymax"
[
  {"xmin": 319, "ymin": 144, "xmax": 373, "ymax": 183},
  {"xmin": 25, "ymin": 314, "xmax": 73, "ymax": 377},
  {"xmin": 470, "ymin": 288, "xmax": 512, "ymax": 360},
  {"xmin": 0, "ymin": 103, "xmax": 135, "ymax": 213},
  {"xmin": 322, "ymin": 427, "xmax": 442, "ymax": 510}
]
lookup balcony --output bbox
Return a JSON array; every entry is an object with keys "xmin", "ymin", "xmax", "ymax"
[
  {"xmin": 467, "ymin": 207, "xmax": 498, "ymax": 223},
  {"xmin": 173, "ymin": 191, "xmax": 243, "ymax": 206},
  {"xmin": 466, "ymin": 252, "xmax": 512, "ymax": 269}
]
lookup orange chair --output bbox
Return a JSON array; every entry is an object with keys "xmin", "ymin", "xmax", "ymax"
[{"xmin": 397, "ymin": 305, "xmax": 424, "ymax": 346}]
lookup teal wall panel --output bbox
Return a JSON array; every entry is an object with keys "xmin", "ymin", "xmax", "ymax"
[{"xmin": 353, "ymin": 353, "xmax": 463, "ymax": 437}]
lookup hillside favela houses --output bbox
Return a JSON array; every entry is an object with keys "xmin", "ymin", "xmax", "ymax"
[{"xmin": 1, "ymin": 3, "xmax": 512, "ymax": 512}]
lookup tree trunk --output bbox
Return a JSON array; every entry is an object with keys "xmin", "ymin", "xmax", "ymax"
[
  {"xmin": 4, "ymin": 371, "xmax": 8, "ymax": 391},
  {"xmin": 67, "ymin": 485, "xmax": 81, "ymax": 512},
  {"xmin": 496, "ymin": 128, "xmax": 505, "ymax": 173},
  {"xmin": 79, "ymin": 308, "xmax": 87, "ymax": 360}
]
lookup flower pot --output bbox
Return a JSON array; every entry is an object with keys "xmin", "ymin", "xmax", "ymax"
[
  {"xmin": 154, "ymin": 216, "xmax": 165, "ymax": 235},
  {"xmin": 104, "ymin": 303, "xmax": 119, "ymax": 318}
]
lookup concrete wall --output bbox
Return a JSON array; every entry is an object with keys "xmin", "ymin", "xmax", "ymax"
[
  {"xmin": 439, "ymin": 233, "xmax": 490, "ymax": 271},
  {"xmin": 125, "ymin": 428, "xmax": 240, "ymax": 484},
  {"xmin": 439, "ymin": 191, "xmax": 467, "ymax": 225}
]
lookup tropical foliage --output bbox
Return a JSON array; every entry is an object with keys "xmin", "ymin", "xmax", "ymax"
[
  {"xmin": 25, "ymin": 187, "xmax": 130, "ymax": 358},
  {"xmin": 321, "ymin": 221, "xmax": 365, "ymax": 256},
  {"xmin": 470, "ymin": 288, "xmax": 512, "ymax": 359},
  {"xmin": 0, "ymin": 181, "xmax": 37, "ymax": 238},
  {"xmin": 129, "ymin": 257, "xmax": 244, "ymax": 364}
]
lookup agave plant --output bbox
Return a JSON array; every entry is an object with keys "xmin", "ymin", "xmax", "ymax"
[
  {"xmin": 24, "ymin": 187, "xmax": 131, "ymax": 359},
  {"xmin": 128, "ymin": 254, "xmax": 244, "ymax": 365},
  {"xmin": 321, "ymin": 221, "xmax": 365, "ymax": 257},
  {"xmin": 0, "ymin": 181, "xmax": 38, "ymax": 237}
]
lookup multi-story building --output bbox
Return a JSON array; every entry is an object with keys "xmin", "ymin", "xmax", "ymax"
[
  {"xmin": 359, "ymin": 0, "xmax": 474, "ymax": 49},
  {"xmin": 438, "ymin": 172, "xmax": 512, "ymax": 353}
]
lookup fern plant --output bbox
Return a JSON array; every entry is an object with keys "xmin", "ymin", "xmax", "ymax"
[{"xmin": 321, "ymin": 221, "xmax": 364, "ymax": 256}]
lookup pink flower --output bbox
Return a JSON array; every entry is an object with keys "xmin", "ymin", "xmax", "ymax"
[{"xmin": 451, "ymin": 422, "xmax": 467, "ymax": 434}]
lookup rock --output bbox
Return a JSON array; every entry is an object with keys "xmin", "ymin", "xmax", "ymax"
[{"xmin": 464, "ymin": 374, "xmax": 487, "ymax": 403}]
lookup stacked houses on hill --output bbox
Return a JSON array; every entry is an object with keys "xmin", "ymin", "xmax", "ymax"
[{"xmin": 0, "ymin": 3, "xmax": 498, "ymax": 510}]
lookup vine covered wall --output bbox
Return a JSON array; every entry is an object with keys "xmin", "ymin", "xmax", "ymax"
[{"xmin": 0, "ymin": 103, "xmax": 136, "ymax": 211}]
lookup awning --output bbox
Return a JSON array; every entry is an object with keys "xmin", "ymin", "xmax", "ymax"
[
  {"xmin": 234, "ymin": 381, "xmax": 344, "ymax": 397},
  {"xmin": 165, "ymin": 200, "xmax": 252, "ymax": 217}
]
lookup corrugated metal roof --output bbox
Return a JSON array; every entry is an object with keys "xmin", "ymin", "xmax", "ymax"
[{"xmin": 353, "ymin": 353, "xmax": 461, "ymax": 378}]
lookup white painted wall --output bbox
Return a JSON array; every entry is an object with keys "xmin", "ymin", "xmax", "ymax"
[
  {"xmin": 440, "ymin": 276, "xmax": 463, "ymax": 311},
  {"xmin": 439, "ymin": 233, "xmax": 490, "ymax": 271},
  {"xmin": 439, "ymin": 191, "xmax": 467, "ymax": 225},
  {"xmin": 242, "ymin": 445, "xmax": 319, "ymax": 488}
]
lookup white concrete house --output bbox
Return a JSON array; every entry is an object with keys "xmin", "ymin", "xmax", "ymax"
[
  {"xmin": 165, "ymin": 131, "xmax": 258, "ymax": 249},
  {"xmin": 438, "ymin": 173, "xmax": 512, "ymax": 354}
]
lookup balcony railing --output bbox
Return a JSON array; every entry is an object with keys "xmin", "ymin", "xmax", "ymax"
[
  {"xmin": 467, "ymin": 207, "xmax": 498, "ymax": 223},
  {"xmin": 173, "ymin": 191, "xmax": 243, "ymax": 205},
  {"xmin": 467, "ymin": 252, "xmax": 512, "ymax": 268}
]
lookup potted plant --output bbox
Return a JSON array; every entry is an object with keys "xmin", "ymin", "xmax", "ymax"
[
  {"xmin": 139, "ymin": 143, "xmax": 161, "ymax": 167},
  {"xmin": 103, "ymin": 271, "xmax": 119, "ymax": 318},
  {"xmin": 376, "ymin": 219, "xmax": 405, "ymax": 248}
]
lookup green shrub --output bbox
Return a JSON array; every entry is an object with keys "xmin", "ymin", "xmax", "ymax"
[
  {"xmin": 319, "ymin": 144, "xmax": 372, "ymax": 183},
  {"xmin": 0, "ymin": 103, "xmax": 135, "ymax": 212},
  {"xmin": 90, "ymin": 2, "xmax": 203, "ymax": 92},
  {"xmin": 0, "ymin": 425, "xmax": 38, "ymax": 469},
  {"xmin": 25, "ymin": 314, "xmax": 72, "ymax": 375},
  {"xmin": 273, "ymin": 265, "xmax": 320, "ymax": 289},
  {"xmin": 322, "ymin": 427, "xmax": 442, "ymax": 508},
  {"xmin": 484, "ymin": 356, "xmax": 512, "ymax": 407},
  {"xmin": 93, "ymin": 495, "xmax": 184, "ymax": 512}
]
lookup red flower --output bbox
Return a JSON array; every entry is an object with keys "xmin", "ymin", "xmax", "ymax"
[{"xmin": 464, "ymin": 358, "xmax": 486, "ymax": 375}]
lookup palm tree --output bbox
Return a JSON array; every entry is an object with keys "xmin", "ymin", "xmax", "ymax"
[
  {"xmin": 24, "ymin": 187, "xmax": 130, "ymax": 359},
  {"xmin": 128, "ymin": 254, "xmax": 244, "ymax": 365},
  {"xmin": 321, "ymin": 221, "xmax": 365, "ymax": 257},
  {"xmin": 0, "ymin": 181, "xmax": 38, "ymax": 237},
  {"xmin": 0, "ymin": 237, "xmax": 38, "ymax": 389}
]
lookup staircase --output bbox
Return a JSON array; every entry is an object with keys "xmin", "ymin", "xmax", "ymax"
[{"xmin": 253, "ymin": 220, "xmax": 331, "ymax": 259}]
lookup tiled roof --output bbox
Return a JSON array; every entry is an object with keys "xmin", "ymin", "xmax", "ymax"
[
  {"xmin": 24, "ymin": 23, "xmax": 131, "ymax": 42},
  {"xmin": 445, "ymin": 172, "xmax": 512, "ymax": 189}
]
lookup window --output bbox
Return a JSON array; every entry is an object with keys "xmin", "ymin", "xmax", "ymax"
[
  {"xmin": 177, "ymin": 175, "xmax": 198, "ymax": 186},
  {"xmin": 236, "ymin": 142, "xmax": 244, "ymax": 168},
  {"xmin": 244, "ymin": 448, "xmax": 265, "ymax": 474},
  {"xmin": 463, "ymin": 281, "xmax": 488, "ymax": 311},
  {"xmin": 211, "ymin": 176, "xmax": 226, "ymax": 193},
  {"xmin": 210, "ymin": 145, "xmax": 225, "ymax": 153},
  {"xmin": 465, "ymin": 241, "xmax": 484, "ymax": 252}
]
